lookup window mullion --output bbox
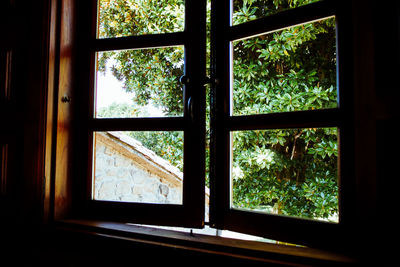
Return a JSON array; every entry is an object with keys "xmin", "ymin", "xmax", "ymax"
[
  {"xmin": 92, "ymin": 32, "xmax": 186, "ymax": 52},
  {"xmin": 228, "ymin": 109, "xmax": 341, "ymax": 131},
  {"xmin": 209, "ymin": 0, "xmax": 232, "ymax": 229},
  {"xmin": 229, "ymin": 0, "xmax": 335, "ymax": 41},
  {"xmin": 89, "ymin": 117, "xmax": 185, "ymax": 132},
  {"xmin": 180, "ymin": 0, "xmax": 207, "ymax": 227}
]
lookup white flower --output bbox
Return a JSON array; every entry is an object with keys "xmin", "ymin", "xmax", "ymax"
[
  {"xmin": 232, "ymin": 166, "xmax": 244, "ymax": 180},
  {"xmin": 255, "ymin": 149, "xmax": 274, "ymax": 169}
]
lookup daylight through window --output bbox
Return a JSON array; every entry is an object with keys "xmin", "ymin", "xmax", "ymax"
[{"xmin": 86, "ymin": 0, "xmax": 344, "ymax": 246}]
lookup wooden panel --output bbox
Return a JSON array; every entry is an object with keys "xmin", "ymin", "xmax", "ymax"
[
  {"xmin": 0, "ymin": 141, "xmax": 15, "ymax": 222},
  {"xmin": 0, "ymin": 1, "xmax": 13, "ymax": 102},
  {"xmin": 0, "ymin": 0, "xmax": 54, "ymax": 224},
  {"xmin": 17, "ymin": 0, "xmax": 53, "ymax": 224},
  {"xmin": 54, "ymin": 0, "xmax": 76, "ymax": 220},
  {"xmin": 54, "ymin": 219, "xmax": 358, "ymax": 265},
  {"xmin": 0, "ymin": 50, "xmax": 12, "ymax": 102},
  {"xmin": 43, "ymin": 0, "xmax": 60, "ymax": 223},
  {"xmin": 0, "ymin": 144, "xmax": 8, "ymax": 196},
  {"xmin": 0, "ymin": 1, "xmax": 16, "ymax": 225}
]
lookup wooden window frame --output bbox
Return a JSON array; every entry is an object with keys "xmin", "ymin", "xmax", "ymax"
[
  {"xmin": 70, "ymin": 0, "xmax": 207, "ymax": 228},
  {"xmin": 209, "ymin": 0, "xmax": 356, "ymax": 248},
  {"xmin": 48, "ymin": 0, "xmax": 368, "ymax": 253}
]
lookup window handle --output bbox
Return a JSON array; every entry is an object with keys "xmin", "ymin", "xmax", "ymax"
[
  {"xmin": 61, "ymin": 95, "xmax": 71, "ymax": 103},
  {"xmin": 180, "ymin": 75, "xmax": 194, "ymax": 120},
  {"xmin": 187, "ymin": 96, "xmax": 194, "ymax": 121},
  {"xmin": 203, "ymin": 76, "xmax": 219, "ymax": 86},
  {"xmin": 179, "ymin": 75, "xmax": 190, "ymax": 85}
]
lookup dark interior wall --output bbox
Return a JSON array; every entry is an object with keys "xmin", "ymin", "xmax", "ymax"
[
  {"xmin": 373, "ymin": 2, "xmax": 400, "ymax": 261},
  {"xmin": 0, "ymin": 0, "xmax": 49, "ymax": 227},
  {"xmin": 374, "ymin": 1, "xmax": 400, "ymax": 213}
]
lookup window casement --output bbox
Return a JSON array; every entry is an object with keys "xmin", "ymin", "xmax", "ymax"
[
  {"xmin": 67, "ymin": 0, "xmax": 356, "ymax": 249},
  {"xmin": 208, "ymin": 0, "xmax": 354, "ymax": 248},
  {"xmin": 75, "ymin": 0, "xmax": 207, "ymax": 228}
]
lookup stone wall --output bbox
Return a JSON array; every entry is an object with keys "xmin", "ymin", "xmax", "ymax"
[{"xmin": 93, "ymin": 132, "xmax": 183, "ymax": 204}]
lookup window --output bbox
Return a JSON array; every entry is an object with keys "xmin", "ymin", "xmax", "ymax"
[
  {"xmin": 209, "ymin": 0, "xmax": 353, "ymax": 247},
  {"xmin": 72, "ymin": 0, "xmax": 355, "ymax": 248},
  {"xmin": 77, "ymin": 0, "xmax": 206, "ymax": 227}
]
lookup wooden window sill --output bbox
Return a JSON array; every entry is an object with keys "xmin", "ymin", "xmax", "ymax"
[{"xmin": 53, "ymin": 219, "xmax": 358, "ymax": 266}]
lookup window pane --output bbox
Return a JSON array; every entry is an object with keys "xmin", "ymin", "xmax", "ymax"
[
  {"xmin": 93, "ymin": 131, "xmax": 183, "ymax": 204},
  {"xmin": 232, "ymin": 0, "xmax": 322, "ymax": 25},
  {"xmin": 231, "ymin": 128, "xmax": 339, "ymax": 223},
  {"xmin": 98, "ymin": 0, "xmax": 185, "ymax": 38},
  {"xmin": 231, "ymin": 17, "xmax": 337, "ymax": 115},
  {"xmin": 95, "ymin": 46, "xmax": 184, "ymax": 118}
]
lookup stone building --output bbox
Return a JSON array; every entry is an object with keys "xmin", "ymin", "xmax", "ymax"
[
  {"xmin": 93, "ymin": 132, "xmax": 209, "ymax": 217},
  {"xmin": 94, "ymin": 131, "xmax": 183, "ymax": 204}
]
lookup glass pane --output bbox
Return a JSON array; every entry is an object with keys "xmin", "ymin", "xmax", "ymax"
[
  {"xmin": 95, "ymin": 46, "xmax": 184, "ymax": 118},
  {"xmin": 232, "ymin": 0, "xmax": 322, "ymax": 25},
  {"xmin": 93, "ymin": 131, "xmax": 184, "ymax": 204},
  {"xmin": 231, "ymin": 128, "xmax": 339, "ymax": 222},
  {"xmin": 231, "ymin": 17, "xmax": 337, "ymax": 116},
  {"xmin": 98, "ymin": 0, "xmax": 185, "ymax": 38}
]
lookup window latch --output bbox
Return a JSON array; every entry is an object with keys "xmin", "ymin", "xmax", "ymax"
[
  {"xmin": 61, "ymin": 95, "xmax": 71, "ymax": 103},
  {"xmin": 203, "ymin": 76, "xmax": 219, "ymax": 86},
  {"xmin": 179, "ymin": 75, "xmax": 190, "ymax": 85},
  {"xmin": 180, "ymin": 75, "xmax": 193, "ymax": 120},
  {"xmin": 187, "ymin": 96, "xmax": 194, "ymax": 121}
]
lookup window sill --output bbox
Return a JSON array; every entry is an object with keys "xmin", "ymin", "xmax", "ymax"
[{"xmin": 53, "ymin": 219, "xmax": 358, "ymax": 266}]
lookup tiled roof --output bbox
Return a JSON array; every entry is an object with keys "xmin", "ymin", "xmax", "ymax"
[{"xmin": 104, "ymin": 131, "xmax": 183, "ymax": 181}]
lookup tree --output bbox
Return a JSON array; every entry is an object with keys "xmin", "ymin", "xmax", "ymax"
[
  {"xmin": 97, "ymin": 102, "xmax": 144, "ymax": 118},
  {"xmin": 98, "ymin": 0, "xmax": 338, "ymax": 221},
  {"xmin": 231, "ymin": 0, "xmax": 338, "ymax": 220},
  {"xmin": 98, "ymin": 103, "xmax": 184, "ymax": 171},
  {"xmin": 98, "ymin": 0, "xmax": 185, "ymax": 115}
]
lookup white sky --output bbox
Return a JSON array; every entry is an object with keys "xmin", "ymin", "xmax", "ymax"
[
  {"xmin": 96, "ymin": 70, "xmax": 133, "ymax": 109},
  {"xmin": 95, "ymin": 67, "xmax": 165, "ymax": 117}
]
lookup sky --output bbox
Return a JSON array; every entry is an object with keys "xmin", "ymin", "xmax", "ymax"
[
  {"xmin": 95, "ymin": 66, "xmax": 165, "ymax": 117},
  {"xmin": 96, "ymin": 69, "xmax": 133, "ymax": 109}
]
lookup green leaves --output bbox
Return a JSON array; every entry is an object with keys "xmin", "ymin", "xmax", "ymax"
[
  {"xmin": 129, "ymin": 131, "xmax": 184, "ymax": 171},
  {"xmin": 100, "ymin": 45, "xmax": 185, "ymax": 115},
  {"xmin": 232, "ymin": 126, "xmax": 338, "ymax": 221},
  {"xmin": 98, "ymin": 0, "xmax": 184, "ymax": 38},
  {"xmin": 97, "ymin": 102, "xmax": 142, "ymax": 118},
  {"xmin": 307, "ymin": 138, "xmax": 338, "ymax": 159},
  {"xmin": 232, "ymin": 0, "xmax": 323, "ymax": 25}
]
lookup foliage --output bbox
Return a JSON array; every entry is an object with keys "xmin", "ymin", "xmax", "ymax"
[
  {"xmin": 98, "ymin": 0, "xmax": 184, "ymax": 38},
  {"xmin": 232, "ymin": 128, "xmax": 338, "ymax": 219},
  {"xmin": 98, "ymin": 0, "xmax": 338, "ymax": 221},
  {"xmin": 97, "ymin": 102, "xmax": 146, "ymax": 118},
  {"xmin": 232, "ymin": 0, "xmax": 321, "ymax": 25},
  {"xmin": 129, "ymin": 131, "xmax": 184, "ymax": 171},
  {"xmin": 98, "ymin": 0, "xmax": 185, "ymax": 115},
  {"xmin": 97, "ymin": 103, "xmax": 184, "ymax": 171}
]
